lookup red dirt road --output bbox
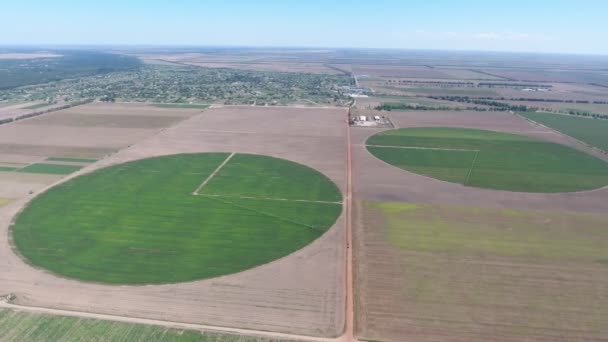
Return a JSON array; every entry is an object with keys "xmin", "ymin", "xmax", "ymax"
[{"xmin": 342, "ymin": 112, "xmax": 356, "ymax": 342}]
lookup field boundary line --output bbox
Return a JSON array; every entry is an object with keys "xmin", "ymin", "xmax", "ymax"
[
  {"xmin": 192, "ymin": 153, "xmax": 235, "ymax": 195},
  {"xmin": 365, "ymin": 144, "xmax": 480, "ymax": 152},
  {"xmin": 515, "ymin": 112, "xmax": 608, "ymax": 157},
  {"xmin": 199, "ymin": 194, "xmax": 342, "ymax": 205},
  {"xmin": 344, "ymin": 109, "xmax": 355, "ymax": 342},
  {"xmin": 206, "ymin": 195, "xmax": 325, "ymax": 233},
  {"xmin": 464, "ymin": 150, "xmax": 479, "ymax": 186},
  {"xmin": 0, "ymin": 300, "xmax": 334, "ymax": 342}
]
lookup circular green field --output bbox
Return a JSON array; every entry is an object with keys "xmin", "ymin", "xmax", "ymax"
[
  {"xmin": 12, "ymin": 153, "xmax": 342, "ymax": 284},
  {"xmin": 366, "ymin": 127, "xmax": 608, "ymax": 193}
]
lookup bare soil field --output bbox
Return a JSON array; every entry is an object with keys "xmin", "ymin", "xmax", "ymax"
[
  {"xmin": 0, "ymin": 173, "xmax": 64, "ymax": 198},
  {"xmin": 0, "ymin": 105, "xmax": 348, "ymax": 337},
  {"xmin": 478, "ymin": 69, "xmax": 608, "ymax": 86},
  {"xmin": 141, "ymin": 53, "xmax": 341, "ymax": 74},
  {"xmin": 354, "ymin": 202, "xmax": 608, "ymax": 342},
  {"xmin": 186, "ymin": 62, "xmax": 340, "ymax": 74},
  {"xmin": 0, "ymin": 102, "xmax": 78, "ymax": 122},
  {"xmin": 18, "ymin": 112, "xmax": 186, "ymax": 129},
  {"xmin": 352, "ymin": 65, "xmax": 454, "ymax": 79},
  {"xmin": 352, "ymin": 109, "xmax": 608, "ymax": 341}
]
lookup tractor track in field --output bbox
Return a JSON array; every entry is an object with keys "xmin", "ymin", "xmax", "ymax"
[{"xmin": 192, "ymin": 152, "xmax": 235, "ymax": 195}]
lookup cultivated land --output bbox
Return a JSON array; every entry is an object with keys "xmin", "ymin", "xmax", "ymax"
[
  {"xmin": 366, "ymin": 127, "xmax": 608, "ymax": 192},
  {"xmin": 0, "ymin": 309, "xmax": 294, "ymax": 342},
  {"xmin": 353, "ymin": 109, "xmax": 608, "ymax": 342},
  {"xmin": 0, "ymin": 104, "xmax": 348, "ymax": 337},
  {"xmin": 2, "ymin": 48, "xmax": 608, "ymax": 341},
  {"xmin": 12, "ymin": 153, "xmax": 342, "ymax": 284},
  {"xmin": 355, "ymin": 202, "xmax": 608, "ymax": 342},
  {"xmin": 520, "ymin": 111, "xmax": 608, "ymax": 151},
  {"xmin": 0, "ymin": 102, "xmax": 202, "ymax": 200}
]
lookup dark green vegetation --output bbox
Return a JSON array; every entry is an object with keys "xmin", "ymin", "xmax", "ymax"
[
  {"xmin": 360, "ymin": 202, "xmax": 608, "ymax": 341},
  {"xmin": 12, "ymin": 153, "xmax": 342, "ymax": 284},
  {"xmin": 0, "ymin": 50, "xmax": 141, "ymax": 90},
  {"xmin": 46, "ymin": 157, "xmax": 97, "ymax": 163},
  {"xmin": 22, "ymin": 102, "xmax": 52, "ymax": 110},
  {"xmin": 366, "ymin": 127, "xmax": 608, "ymax": 192},
  {"xmin": 152, "ymin": 103, "xmax": 210, "ymax": 109},
  {"xmin": 521, "ymin": 111, "xmax": 608, "ymax": 151},
  {"xmin": 374, "ymin": 102, "xmax": 455, "ymax": 111},
  {"xmin": 18, "ymin": 163, "xmax": 83, "ymax": 175},
  {"xmin": 0, "ymin": 309, "xmax": 288, "ymax": 342}
]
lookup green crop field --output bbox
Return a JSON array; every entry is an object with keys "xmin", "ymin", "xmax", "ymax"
[
  {"xmin": 366, "ymin": 127, "xmax": 608, "ymax": 192},
  {"xmin": 12, "ymin": 153, "xmax": 342, "ymax": 284},
  {"xmin": 152, "ymin": 103, "xmax": 210, "ymax": 109},
  {"xmin": 0, "ymin": 166, "xmax": 17, "ymax": 172},
  {"xmin": 520, "ymin": 111, "xmax": 608, "ymax": 151},
  {"xmin": 46, "ymin": 157, "xmax": 97, "ymax": 163},
  {"xmin": 18, "ymin": 163, "xmax": 83, "ymax": 175},
  {"xmin": 0, "ymin": 309, "xmax": 287, "ymax": 342}
]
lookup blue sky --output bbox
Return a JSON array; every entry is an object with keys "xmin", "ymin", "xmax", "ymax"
[{"xmin": 1, "ymin": 0, "xmax": 607, "ymax": 54}]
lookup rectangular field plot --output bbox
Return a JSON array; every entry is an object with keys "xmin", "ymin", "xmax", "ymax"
[
  {"xmin": 200, "ymin": 154, "xmax": 343, "ymax": 202},
  {"xmin": 0, "ymin": 309, "xmax": 286, "ymax": 342},
  {"xmin": 521, "ymin": 111, "xmax": 608, "ymax": 151},
  {"xmin": 152, "ymin": 103, "xmax": 210, "ymax": 109},
  {"xmin": 18, "ymin": 112, "xmax": 185, "ymax": 129},
  {"xmin": 0, "ymin": 144, "xmax": 115, "ymax": 159},
  {"xmin": 18, "ymin": 163, "xmax": 83, "ymax": 175},
  {"xmin": 46, "ymin": 157, "xmax": 97, "ymax": 163},
  {"xmin": 22, "ymin": 102, "xmax": 52, "ymax": 110},
  {"xmin": 356, "ymin": 201, "xmax": 608, "ymax": 342}
]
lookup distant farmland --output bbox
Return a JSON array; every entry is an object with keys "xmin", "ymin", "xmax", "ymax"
[{"xmin": 520, "ymin": 111, "xmax": 608, "ymax": 151}]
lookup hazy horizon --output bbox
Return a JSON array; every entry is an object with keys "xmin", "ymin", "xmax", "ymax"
[{"xmin": 2, "ymin": 0, "xmax": 608, "ymax": 55}]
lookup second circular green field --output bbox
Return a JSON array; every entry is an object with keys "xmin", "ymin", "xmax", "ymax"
[
  {"xmin": 366, "ymin": 127, "xmax": 608, "ymax": 193},
  {"xmin": 11, "ymin": 153, "xmax": 343, "ymax": 284}
]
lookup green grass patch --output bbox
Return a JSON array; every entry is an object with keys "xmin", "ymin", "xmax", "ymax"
[
  {"xmin": 367, "ymin": 127, "xmax": 608, "ymax": 192},
  {"xmin": 520, "ymin": 111, "xmax": 608, "ymax": 151},
  {"xmin": 152, "ymin": 103, "xmax": 209, "ymax": 109},
  {"xmin": 18, "ymin": 163, "xmax": 83, "ymax": 175},
  {"xmin": 22, "ymin": 103, "xmax": 52, "ymax": 110},
  {"xmin": 0, "ymin": 166, "xmax": 17, "ymax": 172},
  {"xmin": 0, "ymin": 198, "xmax": 13, "ymax": 207},
  {"xmin": 12, "ymin": 153, "xmax": 342, "ymax": 284},
  {"xmin": 0, "ymin": 309, "xmax": 284, "ymax": 341},
  {"xmin": 46, "ymin": 157, "xmax": 97, "ymax": 163},
  {"xmin": 377, "ymin": 202, "xmax": 608, "ymax": 261}
]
